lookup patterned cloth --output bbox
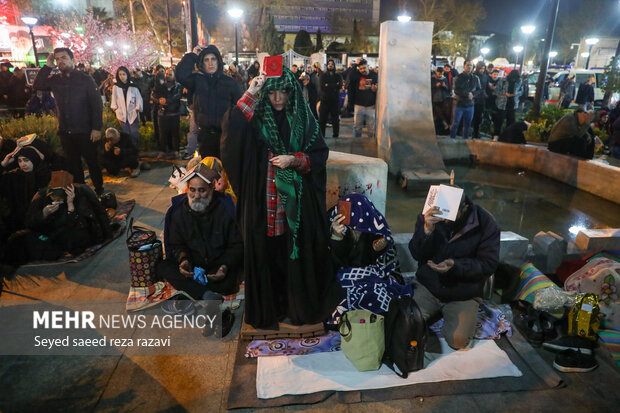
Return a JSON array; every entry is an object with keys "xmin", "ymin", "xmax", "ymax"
[
  {"xmin": 516, "ymin": 263, "xmax": 559, "ymax": 303},
  {"xmin": 126, "ymin": 281, "xmax": 192, "ymax": 312},
  {"xmin": 245, "ymin": 331, "xmax": 341, "ymax": 358},
  {"xmin": 598, "ymin": 329, "xmax": 620, "ymax": 367},
  {"xmin": 328, "ymin": 194, "xmax": 413, "ymax": 324},
  {"xmin": 429, "ymin": 301, "xmax": 513, "ymax": 340}
]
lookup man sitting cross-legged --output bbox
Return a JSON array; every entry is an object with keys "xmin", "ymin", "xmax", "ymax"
[{"xmin": 158, "ymin": 163, "xmax": 243, "ymax": 318}]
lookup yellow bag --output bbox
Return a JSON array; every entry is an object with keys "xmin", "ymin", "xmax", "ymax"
[{"xmin": 568, "ymin": 293, "xmax": 601, "ymax": 340}]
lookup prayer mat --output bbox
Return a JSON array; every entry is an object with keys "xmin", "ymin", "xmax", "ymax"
[
  {"xmin": 226, "ymin": 328, "xmax": 564, "ymax": 409},
  {"xmin": 20, "ymin": 200, "xmax": 136, "ymax": 267},
  {"xmin": 598, "ymin": 329, "xmax": 620, "ymax": 368},
  {"xmin": 245, "ymin": 331, "xmax": 341, "ymax": 358},
  {"xmin": 126, "ymin": 281, "xmax": 192, "ymax": 312},
  {"xmin": 240, "ymin": 319, "xmax": 326, "ymax": 340}
]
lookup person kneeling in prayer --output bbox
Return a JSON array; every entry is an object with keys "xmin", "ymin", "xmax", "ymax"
[
  {"xmin": 158, "ymin": 164, "xmax": 243, "ymax": 315},
  {"xmin": 408, "ymin": 193, "xmax": 500, "ymax": 349},
  {"xmin": 100, "ymin": 128, "xmax": 140, "ymax": 178}
]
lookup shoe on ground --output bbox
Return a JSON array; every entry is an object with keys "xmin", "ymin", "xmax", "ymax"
[
  {"xmin": 161, "ymin": 299, "xmax": 195, "ymax": 316},
  {"xmin": 553, "ymin": 349, "xmax": 598, "ymax": 373},
  {"xmin": 130, "ymin": 168, "xmax": 140, "ymax": 178},
  {"xmin": 543, "ymin": 335, "xmax": 595, "ymax": 355},
  {"xmin": 182, "ymin": 152, "xmax": 194, "ymax": 160},
  {"xmin": 221, "ymin": 308, "xmax": 235, "ymax": 338}
]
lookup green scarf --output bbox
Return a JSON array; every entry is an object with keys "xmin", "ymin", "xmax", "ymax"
[{"xmin": 254, "ymin": 66, "xmax": 320, "ymax": 259}]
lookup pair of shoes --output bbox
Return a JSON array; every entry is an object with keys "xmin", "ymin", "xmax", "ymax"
[
  {"xmin": 161, "ymin": 299, "xmax": 195, "ymax": 315},
  {"xmin": 182, "ymin": 152, "xmax": 193, "ymax": 160},
  {"xmin": 543, "ymin": 335, "xmax": 596, "ymax": 355},
  {"xmin": 130, "ymin": 168, "xmax": 140, "ymax": 178},
  {"xmin": 553, "ymin": 349, "xmax": 598, "ymax": 373}
]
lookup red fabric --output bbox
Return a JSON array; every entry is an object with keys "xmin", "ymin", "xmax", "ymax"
[
  {"xmin": 556, "ymin": 259, "xmax": 588, "ymax": 284},
  {"xmin": 237, "ymin": 91, "xmax": 257, "ymax": 120}
]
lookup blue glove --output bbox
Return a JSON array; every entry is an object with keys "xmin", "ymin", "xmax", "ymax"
[{"xmin": 193, "ymin": 266, "xmax": 209, "ymax": 285}]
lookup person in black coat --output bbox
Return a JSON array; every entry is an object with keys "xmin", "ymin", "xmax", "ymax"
[
  {"xmin": 472, "ymin": 63, "xmax": 489, "ymax": 139},
  {"xmin": 6, "ymin": 68, "xmax": 30, "ymax": 117},
  {"xmin": 408, "ymin": 195, "xmax": 500, "ymax": 349},
  {"xmin": 159, "ymin": 165, "xmax": 243, "ymax": 299},
  {"xmin": 152, "ymin": 68, "xmax": 183, "ymax": 154},
  {"xmin": 318, "ymin": 59, "xmax": 343, "ymax": 138},
  {"xmin": 176, "ymin": 45, "xmax": 242, "ymax": 158},
  {"xmin": 575, "ymin": 78, "xmax": 595, "ymax": 111},
  {"xmin": 100, "ymin": 128, "xmax": 139, "ymax": 176},
  {"xmin": 431, "ymin": 68, "xmax": 451, "ymax": 134},
  {"xmin": 299, "ymin": 73, "xmax": 318, "ymax": 119},
  {"xmin": 221, "ymin": 68, "xmax": 343, "ymax": 329},
  {"xmin": 5, "ymin": 181, "xmax": 111, "ymax": 266}
]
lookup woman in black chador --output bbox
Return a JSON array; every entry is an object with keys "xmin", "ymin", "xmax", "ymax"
[{"xmin": 221, "ymin": 67, "xmax": 343, "ymax": 329}]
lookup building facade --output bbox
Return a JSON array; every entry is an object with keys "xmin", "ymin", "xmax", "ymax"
[{"xmin": 266, "ymin": 0, "xmax": 380, "ymax": 34}]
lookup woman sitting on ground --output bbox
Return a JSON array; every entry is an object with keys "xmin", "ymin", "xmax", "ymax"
[
  {"xmin": 328, "ymin": 193, "xmax": 411, "ymax": 324},
  {"xmin": 5, "ymin": 174, "xmax": 111, "ymax": 267},
  {"xmin": 0, "ymin": 146, "xmax": 51, "ymax": 235}
]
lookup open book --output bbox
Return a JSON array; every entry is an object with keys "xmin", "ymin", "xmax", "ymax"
[{"xmin": 422, "ymin": 184, "xmax": 464, "ymax": 222}]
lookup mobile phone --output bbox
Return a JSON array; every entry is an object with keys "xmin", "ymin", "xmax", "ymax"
[
  {"xmin": 52, "ymin": 201, "xmax": 63, "ymax": 205},
  {"xmin": 337, "ymin": 200, "xmax": 352, "ymax": 226}
]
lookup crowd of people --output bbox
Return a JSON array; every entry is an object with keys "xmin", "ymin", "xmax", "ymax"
[
  {"xmin": 0, "ymin": 45, "xmax": 504, "ymax": 350},
  {"xmin": 431, "ymin": 60, "xmax": 620, "ymax": 159}
]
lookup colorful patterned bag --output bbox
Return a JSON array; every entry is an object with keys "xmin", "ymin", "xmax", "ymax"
[{"xmin": 126, "ymin": 218, "xmax": 162, "ymax": 287}]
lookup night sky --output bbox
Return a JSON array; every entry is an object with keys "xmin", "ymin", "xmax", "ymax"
[{"xmin": 381, "ymin": 0, "xmax": 620, "ymax": 36}]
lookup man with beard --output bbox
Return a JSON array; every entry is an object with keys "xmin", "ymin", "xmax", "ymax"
[
  {"xmin": 33, "ymin": 48, "xmax": 104, "ymax": 195},
  {"xmin": 159, "ymin": 163, "xmax": 243, "ymax": 303},
  {"xmin": 408, "ymin": 192, "xmax": 500, "ymax": 349},
  {"xmin": 318, "ymin": 59, "xmax": 343, "ymax": 138},
  {"xmin": 347, "ymin": 59, "xmax": 378, "ymax": 138},
  {"xmin": 177, "ymin": 45, "xmax": 242, "ymax": 158}
]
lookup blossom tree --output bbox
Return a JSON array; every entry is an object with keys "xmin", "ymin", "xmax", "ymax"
[{"xmin": 49, "ymin": 11, "xmax": 160, "ymax": 71}]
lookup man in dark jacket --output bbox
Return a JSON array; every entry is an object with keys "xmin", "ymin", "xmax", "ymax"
[
  {"xmin": 318, "ymin": 59, "xmax": 343, "ymax": 138},
  {"xmin": 431, "ymin": 68, "xmax": 450, "ymax": 134},
  {"xmin": 152, "ymin": 68, "xmax": 183, "ymax": 154},
  {"xmin": 348, "ymin": 59, "xmax": 378, "ymax": 138},
  {"xmin": 6, "ymin": 68, "xmax": 30, "ymax": 117},
  {"xmin": 408, "ymin": 194, "xmax": 500, "ymax": 349},
  {"xmin": 176, "ymin": 45, "xmax": 242, "ymax": 158},
  {"xmin": 472, "ymin": 63, "xmax": 488, "ymax": 139},
  {"xmin": 158, "ymin": 164, "xmax": 243, "ymax": 300},
  {"xmin": 33, "ymin": 48, "xmax": 105, "ymax": 195},
  {"xmin": 548, "ymin": 108, "xmax": 594, "ymax": 159},
  {"xmin": 100, "ymin": 128, "xmax": 139, "ymax": 177},
  {"xmin": 450, "ymin": 60, "xmax": 479, "ymax": 140},
  {"xmin": 559, "ymin": 74, "xmax": 576, "ymax": 108},
  {"xmin": 575, "ymin": 77, "xmax": 595, "ymax": 111}
]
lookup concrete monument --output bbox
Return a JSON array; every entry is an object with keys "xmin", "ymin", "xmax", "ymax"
[{"xmin": 376, "ymin": 21, "xmax": 448, "ymax": 187}]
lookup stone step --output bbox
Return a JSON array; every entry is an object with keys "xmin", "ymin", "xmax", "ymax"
[{"xmin": 575, "ymin": 228, "xmax": 620, "ymax": 252}]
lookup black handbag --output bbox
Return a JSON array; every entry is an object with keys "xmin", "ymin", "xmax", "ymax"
[{"xmin": 382, "ymin": 296, "xmax": 427, "ymax": 378}]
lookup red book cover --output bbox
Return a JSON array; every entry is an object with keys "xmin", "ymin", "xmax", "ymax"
[{"xmin": 264, "ymin": 55, "xmax": 283, "ymax": 78}]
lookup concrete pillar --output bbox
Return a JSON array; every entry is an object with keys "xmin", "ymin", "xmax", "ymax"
[{"xmin": 376, "ymin": 21, "xmax": 446, "ymax": 179}]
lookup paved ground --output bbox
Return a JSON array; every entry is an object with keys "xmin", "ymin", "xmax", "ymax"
[{"xmin": 1, "ymin": 118, "xmax": 619, "ymax": 412}]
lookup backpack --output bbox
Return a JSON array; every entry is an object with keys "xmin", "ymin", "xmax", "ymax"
[{"xmin": 382, "ymin": 296, "xmax": 426, "ymax": 378}]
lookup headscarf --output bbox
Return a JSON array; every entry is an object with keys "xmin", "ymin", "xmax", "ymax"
[
  {"xmin": 254, "ymin": 66, "xmax": 320, "ymax": 259},
  {"xmin": 200, "ymin": 156, "xmax": 236, "ymax": 204},
  {"xmin": 16, "ymin": 146, "xmax": 41, "ymax": 169},
  {"xmin": 115, "ymin": 66, "xmax": 133, "ymax": 90}
]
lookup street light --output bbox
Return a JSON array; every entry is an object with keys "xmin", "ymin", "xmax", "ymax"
[
  {"xmin": 105, "ymin": 40, "xmax": 113, "ymax": 47},
  {"xmin": 520, "ymin": 25, "xmax": 535, "ymax": 72},
  {"xmin": 21, "ymin": 16, "xmax": 40, "ymax": 67},
  {"xmin": 513, "ymin": 45, "xmax": 523, "ymax": 69},
  {"xmin": 397, "ymin": 14, "xmax": 412, "ymax": 22},
  {"xmin": 227, "ymin": 8, "xmax": 244, "ymax": 65},
  {"xmin": 584, "ymin": 37, "xmax": 599, "ymax": 69},
  {"xmin": 481, "ymin": 47, "xmax": 490, "ymax": 56},
  {"xmin": 549, "ymin": 50, "xmax": 558, "ymax": 65}
]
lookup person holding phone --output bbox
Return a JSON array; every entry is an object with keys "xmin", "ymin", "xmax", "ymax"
[
  {"xmin": 408, "ymin": 193, "xmax": 500, "ymax": 349},
  {"xmin": 221, "ymin": 66, "xmax": 343, "ymax": 329},
  {"xmin": 32, "ymin": 48, "xmax": 105, "ymax": 196}
]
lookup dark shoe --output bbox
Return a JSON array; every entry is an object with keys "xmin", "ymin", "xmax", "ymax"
[
  {"xmin": 95, "ymin": 187, "xmax": 105, "ymax": 197},
  {"xmin": 553, "ymin": 349, "xmax": 598, "ymax": 373},
  {"xmin": 543, "ymin": 335, "xmax": 596, "ymax": 355},
  {"xmin": 161, "ymin": 299, "xmax": 195, "ymax": 315},
  {"xmin": 221, "ymin": 308, "xmax": 235, "ymax": 338},
  {"xmin": 514, "ymin": 305, "xmax": 544, "ymax": 346},
  {"xmin": 182, "ymin": 152, "xmax": 193, "ymax": 160}
]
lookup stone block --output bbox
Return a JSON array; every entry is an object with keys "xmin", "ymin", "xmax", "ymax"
[
  {"xmin": 392, "ymin": 233, "xmax": 417, "ymax": 273},
  {"xmin": 401, "ymin": 168, "xmax": 450, "ymax": 191},
  {"xmin": 376, "ymin": 21, "xmax": 445, "ymax": 175},
  {"xmin": 326, "ymin": 150, "xmax": 388, "ymax": 215},
  {"xmin": 532, "ymin": 231, "xmax": 568, "ymax": 273},
  {"xmin": 499, "ymin": 231, "xmax": 529, "ymax": 265},
  {"xmin": 575, "ymin": 228, "xmax": 620, "ymax": 252}
]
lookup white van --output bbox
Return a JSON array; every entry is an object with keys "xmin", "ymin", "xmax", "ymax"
[{"xmin": 527, "ymin": 68, "xmax": 618, "ymax": 106}]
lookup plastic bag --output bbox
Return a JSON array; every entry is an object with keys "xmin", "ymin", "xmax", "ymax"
[{"xmin": 532, "ymin": 287, "xmax": 577, "ymax": 312}]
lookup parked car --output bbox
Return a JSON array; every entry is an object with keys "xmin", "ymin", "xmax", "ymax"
[{"xmin": 526, "ymin": 69, "xmax": 618, "ymax": 107}]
